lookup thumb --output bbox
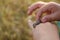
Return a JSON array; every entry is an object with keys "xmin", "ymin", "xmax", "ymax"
[
  {"xmin": 41, "ymin": 14, "xmax": 57, "ymax": 22},
  {"xmin": 27, "ymin": 16, "xmax": 34, "ymax": 30}
]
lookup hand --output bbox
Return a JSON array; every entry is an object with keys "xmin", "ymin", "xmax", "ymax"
[
  {"xmin": 28, "ymin": 2, "xmax": 60, "ymax": 22},
  {"xmin": 27, "ymin": 1, "xmax": 46, "ymax": 15},
  {"xmin": 27, "ymin": 19, "xmax": 59, "ymax": 40}
]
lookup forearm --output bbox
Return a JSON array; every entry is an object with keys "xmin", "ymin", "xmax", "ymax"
[{"xmin": 32, "ymin": 22, "xmax": 59, "ymax": 40}]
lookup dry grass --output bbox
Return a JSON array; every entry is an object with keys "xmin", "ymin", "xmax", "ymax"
[{"xmin": 0, "ymin": 0, "xmax": 59, "ymax": 40}]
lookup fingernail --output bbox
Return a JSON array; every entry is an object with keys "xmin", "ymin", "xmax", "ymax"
[{"xmin": 42, "ymin": 18, "xmax": 47, "ymax": 22}]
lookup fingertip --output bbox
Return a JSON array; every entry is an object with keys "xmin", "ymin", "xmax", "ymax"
[
  {"xmin": 27, "ymin": 7, "xmax": 33, "ymax": 15},
  {"xmin": 41, "ymin": 16, "xmax": 48, "ymax": 23},
  {"xmin": 27, "ymin": 10, "xmax": 32, "ymax": 15}
]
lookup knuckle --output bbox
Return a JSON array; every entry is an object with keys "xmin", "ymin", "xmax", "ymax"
[
  {"xmin": 46, "ymin": 2, "xmax": 56, "ymax": 8},
  {"xmin": 48, "ymin": 2, "xmax": 56, "ymax": 6},
  {"xmin": 49, "ymin": 2, "xmax": 55, "ymax": 4}
]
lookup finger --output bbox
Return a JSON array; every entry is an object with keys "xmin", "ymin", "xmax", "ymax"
[
  {"xmin": 36, "ymin": 4, "xmax": 50, "ymax": 21},
  {"xmin": 27, "ymin": 16, "xmax": 34, "ymax": 30},
  {"xmin": 28, "ymin": 19, "xmax": 34, "ymax": 30},
  {"xmin": 41, "ymin": 12, "xmax": 59, "ymax": 22},
  {"xmin": 27, "ymin": 2, "xmax": 46, "ymax": 15}
]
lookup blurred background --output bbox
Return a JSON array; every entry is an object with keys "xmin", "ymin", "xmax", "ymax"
[{"xmin": 0, "ymin": 0, "xmax": 60, "ymax": 40}]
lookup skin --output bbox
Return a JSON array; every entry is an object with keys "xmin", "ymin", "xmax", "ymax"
[
  {"xmin": 32, "ymin": 22, "xmax": 59, "ymax": 40},
  {"xmin": 28, "ymin": 2, "xmax": 60, "ymax": 22},
  {"xmin": 27, "ymin": 2, "xmax": 60, "ymax": 40},
  {"xmin": 28, "ymin": 20, "xmax": 59, "ymax": 40}
]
